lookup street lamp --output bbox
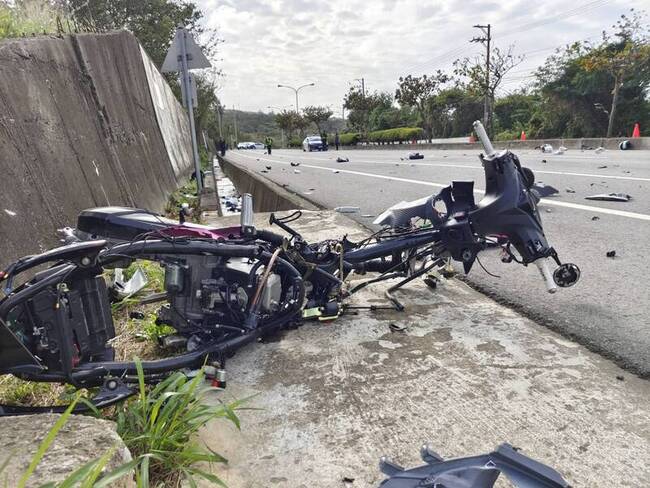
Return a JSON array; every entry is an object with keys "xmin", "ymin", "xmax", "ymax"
[
  {"xmin": 267, "ymin": 105, "xmax": 293, "ymax": 112},
  {"xmin": 277, "ymin": 82, "xmax": 315, "ymax": 112}
]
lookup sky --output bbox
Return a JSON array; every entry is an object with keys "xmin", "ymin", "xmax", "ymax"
[{"xmin": 196, "ymin": 0, "xmax": 635, "ymax": 113}]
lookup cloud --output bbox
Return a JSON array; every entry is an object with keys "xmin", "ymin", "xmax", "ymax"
[{"xmin": 198, "ymin": 0, "xmax": 631, "ymax": 111}]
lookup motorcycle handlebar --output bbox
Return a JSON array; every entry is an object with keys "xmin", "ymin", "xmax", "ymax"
[{"xmin": 472, "ymin": 120, "xmax": 496, "ymax": 157}]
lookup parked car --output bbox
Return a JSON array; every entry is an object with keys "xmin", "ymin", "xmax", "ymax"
[
  {"xmin": 237, "ymin": 141, "xmax": 253, "ymax": 149},
  {"xmin": 252, "ymin": 142, "xmax": 265, "ymax": 149},
  {"xmin": 302, "ymin": 135, "xmax": 327, "ymax": 152}
]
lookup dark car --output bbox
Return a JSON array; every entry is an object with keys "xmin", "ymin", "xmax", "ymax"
[{"xmin": 302, "ymin": 135, "xmax": 327, "ymax": 152}]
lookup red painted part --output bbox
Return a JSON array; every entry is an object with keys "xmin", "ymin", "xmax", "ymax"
[{"xmin": 632, "ymin": 123, "xmax": 641, "ymax": 138}]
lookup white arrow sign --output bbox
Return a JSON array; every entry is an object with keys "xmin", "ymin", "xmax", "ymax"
[{"xmin": 161, "ymin": 27, "xmax": 211, "ymax": 73}]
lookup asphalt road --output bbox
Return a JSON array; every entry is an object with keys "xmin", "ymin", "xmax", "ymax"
[{"xmin": 226, "ymin": 147, "xmax": 650, "ymax": 376}]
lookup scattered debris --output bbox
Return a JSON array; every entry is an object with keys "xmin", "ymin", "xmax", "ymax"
[
  {"xmin": 336, "ymin": 157, "xmax": 349, "ymax": 162},
  {"xmin": 532, "ymin": 182, "xmax": 559, "ymax": 197},
  {"xmin": 389, "ymin": 322, "xmax": 408, "ymax": 333},
  {"xmin": 616, "ymin": 375, "xmax": 625, "ymax": 381},
  {"xmin": 408, "ymin": 152, "xmax": 424, "ymax": 160},
  {"xmin": 540, "ymin": 144, "xmax": 553, "ymax": 153},
  {"xmin": 261, "ymin": 170, "xmax": 268, "ymax": 173},
  {"xmin": 565, "ymin": 188, "xmax": 576, "ymax": 193},
  {"xmin": 129, "ymin": 311, "xmax": 145, "ymax": 320},
  {"xmin": 595, "ymin": 147, "xmax": 605, "ymax": 154},
  {"xmin": 591, "ymin": 216, "xmax": 600, "ymax": 221},
  {"xmin": 585, "ymin": 193, "xmax": 631, "ymax": 202},
  {"xmin": 332, "ymin": 170, "xmax": 340, "ymax": 174},
  {"xmin": 342, "ymin": 477, "xmax": 355, "ymax": 484},
  {"xmin": 597, "ymin": 165, "xmax": 608, "ymax": 169},
  {"xmin": 293, "ymin": 169, "xmax": 301, "ymax": 174},
  {"xmin": 361, "ymin": 214, "xmax": 374, "ymax": 218},
  {"xmin": 113, "ymin": 267, "xmax": 148, "ymax": 299},
  {"xmin": 335, "ymin": 206, "xmax": 360, "ymax": 214},
  {"xmin": 290, "ymin": 162, "xmax": 300, "ymax": 167},
  {"xmin": 619, "ymin": 140, "xmax": 632, "ymax": 150},
  {"xmin": 3, "ymin": 209, "xmax": 16, "ymax": 216},
  {"xmin": 281, "ymin": 183, "xmax": 289, "ymax": 188},
  {"xmin": 606, "ymin": 250, "xmax": 616, "ymax": 258},
  {"xmin": 545, "ymin": 208, "xmax": 552, "ymax": 213},
  {"xmin": 541, "ymin": 159, "xmax": 547, "ymax": 163},
  {"xmin": 256, "ymin": 158, "xmax": 260, "ymax": 161},
  {"xmin": 423, "ymin": 276, "xmax": 438, "ymax": 289},
  {"xmin": 265, "ymin": 165, "xmax": 272, "ymax": 170},
  {"xmin": 303, "ymin": 191, "xmax": 313, "ymax": 195}
]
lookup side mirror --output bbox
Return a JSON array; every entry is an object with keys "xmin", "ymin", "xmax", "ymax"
[{"xmin": 553, "ymin": 263, "xmax": 580, "ymax": 287}]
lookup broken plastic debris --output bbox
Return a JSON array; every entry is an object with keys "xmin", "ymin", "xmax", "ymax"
[
  {"xmin": 389, "ymin": 322, "xmax": 408, "ymax": 333},
  {"xmin": 565, "ymin": 188, "xmax": 576, "ymax": 193},
  {"xmin": 335, "ymin": 206, "xmax": 360, "ymax": 214},
  {"xmin": 265, "ymin": 165, "xmax": 272, "ymax": 170},
  {"xmin": 591, "ymin": 216, "xmax": 600, "ymax": 221},
  {"xmin": 113, "ymin": 267, "xmax": 148, "ymax": 299},
  {"xmin": 606, "ymin": 250, "xmax": 616, "ymax": 258},
  {"xmin": 336, "ymin": 157, "xmax": 349, "ymax": 162},
  {"xmin": 585, "ymin": 193, "xmax": 631, "ymax": 202},
  {"xmin": 532, "ymin": 182, "xmax": 559, "ymax": 197},
  {"xmin": 541, "ymin": 159, "xmax": 547, "ymax": 163},
  {"xmin": 3, "ymin": 209, "xmax": 16, "ymax": 216},
  {"xmin": 595, "ymin": 147, "xmax": 605, "ymax": 154},
  {"xmin": 619, "ymin": 140, "xmax": 632, "ymax": 150},
  {"xmin": 597, "ymin": 165, "xmax": 608, "ymax": 169},
  {"xmin": 408, "ymin": 152, "xmax": 424, "ymax": 160},
  {"xmin": 541, "ymin": 144, "xmax": 553, "ymax": 153},
  {"xmin": 290, "ymin": 162, "xmax": 300, "ymax": 167},
  {"xmin": 361, "ymin": 214, "xmax": 374, "ymax": 218},
  {"xmin": 332, "ymin": 170, "xmax": 340, "ymax": 174},
  {"xmin": 293, "ymin": 169, "xmax": 301, "ymax": 174}
]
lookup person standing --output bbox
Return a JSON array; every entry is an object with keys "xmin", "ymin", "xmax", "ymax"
[
  {"xmin": 219, "ymin": 138, "xmax": 226, "ymax": 157},
  {"xmin": 265, "ymin": 136, "xmax": 273, "ymax": 155},
  {"xmin": 335, "ymin": 130, "xmax": 340, "ymax": 151}
]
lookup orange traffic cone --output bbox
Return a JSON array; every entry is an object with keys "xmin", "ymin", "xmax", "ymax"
[
  {"xmin": 632, "ymin": 123, "xmax": 641, "ymax": 138},
  {"xmin": 520, "ymin": 131, "xmax": 527, "ymax": 141}
]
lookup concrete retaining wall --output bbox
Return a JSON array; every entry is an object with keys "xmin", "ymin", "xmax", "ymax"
[
  {"xmin": 218, "ymin": 155, "xmax": 319, "ymax": 212},
  {"xmin": 0, "ymin": 31, "xmax": 193, "ymax": 268},
  {"xmin": 346, "ymin": 136, "xmax": 650, "ymax": 151}
]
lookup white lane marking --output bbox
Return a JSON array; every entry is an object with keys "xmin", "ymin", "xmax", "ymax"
[
  {"xmin": 263, "ymin": 152, "xmax": 650, "ymax": 183},
  {"xmin": 230, "ymin": 153, "xmax": 650, "ymax": 221}
]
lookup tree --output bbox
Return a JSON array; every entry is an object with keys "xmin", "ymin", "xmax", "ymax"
[
  {"xmin": 302, "ymin": 105, "xmax": 333, "ymax": 135},
  {"xmin": 454, "ymin": 45, "xmax": 523, "ymax": 136},
  {"xmin": 395, "ymin": 71, "xmax": 449, "ymax": 140},
  {"xmin": 275, "ymin": 110, "xmax": 304, "ymax": 138},
  {"xmin": 581, "ymin": 10, "xmax": 650, "ymax": 136}
]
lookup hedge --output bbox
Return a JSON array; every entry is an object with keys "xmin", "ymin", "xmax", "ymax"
[
  {"xmin": 338, "ymin": 133, "xmax": 360, "ymax": 146},
  {"xmin": 367, "ymin": 127, "xmax": 423, "ymax": 144},
  {"xmin": 288, "ymin": 137, "xmax": 302, "ymax": 147}
]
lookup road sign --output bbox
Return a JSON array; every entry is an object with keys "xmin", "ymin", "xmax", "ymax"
[
  {"xmin": 161, "ymin": 26, "xmax": 211, "ymax": 192},
  {"xmin": 162, "ymin": 28, "xmax": 211, "ymax": 73}
]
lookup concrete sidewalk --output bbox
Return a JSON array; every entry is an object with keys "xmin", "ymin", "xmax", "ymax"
[{"xmin": 200, "ymin": 210, "xmax": 649, "ymax": 487}]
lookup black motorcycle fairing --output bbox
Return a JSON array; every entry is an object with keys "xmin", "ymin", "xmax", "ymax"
[{"xmin": 470, "ymin": 150, "xmax": 551, "ymax": 264}]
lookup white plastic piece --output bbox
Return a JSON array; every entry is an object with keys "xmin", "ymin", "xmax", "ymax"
[
  {"xmin": 335, "ymin": 206, "xmax": 360, "ymax": 214},
  {"xmin": 535, "ymin": 258, "xmax": 557, "ymax": 294}
]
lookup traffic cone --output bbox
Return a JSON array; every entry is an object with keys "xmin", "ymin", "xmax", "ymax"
[
  {"xmin": 520, "ymin": 131, "xmax": 527, "ymax": 141},
  {"xmin": 632, "ymin": 123, "xmax": 641, "ymax": 138}
]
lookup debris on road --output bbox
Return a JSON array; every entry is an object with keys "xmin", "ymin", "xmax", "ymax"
[
  {"xmin": 342, "ymin": 477, "xmax": 355, "ymax": 484},
  {"xmin": 591, "ymin": 216, "xmax": 600, "ymax": 221},
  {"xmin": 540, "ymin": 144, "xmax": 553, "ymax": 153},
  {"xmin": 606, "ymin": 250, "xmax": 616, "ymax": 258},
  {"xmin": 566, "ymin": 188, "xmax": 576, "ymax": 193},
  {"xmin": 408, "ymin": 152, "xmax": 424, "ymax": 160},
  {"xmin": 546, "ymin": 208, "xmax": 552, "ymax": 213},
  {"xmin": 290, "ymin": 162, "xmax": 300, "ymax": 167},
  {"xmin": 389, "ymin": 322, "xmax": 408, "ymax": 333},
  {"xmin": 361, "ymin": 214, "xmax": 374, "ymax": 218},
  {"xmin": 265, "ymin": 165, "xmax": 272, "ymax": 170},
  {"xmin": 554, "ymin": 146, "xmax": 567, "ymax": 155},
  {"xmin": 336, "ymin": 157, "xmax": 349, "ymax": 162},
  {"xmin": 532, "ymin": 182, "xmax": 559, "ymax": 197},
  {"xmin": 585, "ymin": 193, "xmax": 631, "ymax": 202},
  {"xmin": 597, "ymin": 165, "xmax": 608, "ymax": 169},
  {"xmin": 335, "ymin": 206, "xmax": 360, "ymax": 214},
  {"xmin": 619, "ymin": 140, "xmax": 632, "ymax": 150},
  {"xmin": 4, "ymin": 209, "xmax": 16, "ymax": 216},
  {"xmin": 332, "ymin": 170, "xmax": 340, "ymax": 174},
  {"xmin": 261, "ymin": 170, "xmax": 268, "ymax": 173},
  {"xmin": 595, "ymin": 147, "xmax": 605, "ymax": 154},
  {"xmin": 616, "ymin": 375, "xmax": 625, "ymax": 381},
  {"xmin": 293, "ymin": 169, "xmax": 301, "ymax": 174},
  {"xmin": 541, "ymin": 159, "xmax": 547, "ymax": 163}
]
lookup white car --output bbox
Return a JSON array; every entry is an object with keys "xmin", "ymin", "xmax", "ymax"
[{"xmin": 237, "ymin": 142, "xmax": 254, "ymax": 149}]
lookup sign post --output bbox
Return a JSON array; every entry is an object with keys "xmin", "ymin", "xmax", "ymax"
[{"xmin": 162, "ymin": 26, "xmax": 211, "ymax": 192}]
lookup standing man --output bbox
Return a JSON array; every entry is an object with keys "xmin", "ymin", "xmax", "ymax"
[
  {"xmin": 335, "ymin": 130, "xmax": 340, "ymax": 151},
  {"xmin": 265, "ymin": 136, "xmax": 273, "ymax": 155},
  {"xmin": 219, "ymin": 138, "xmax": 226, "ymax": 157}
]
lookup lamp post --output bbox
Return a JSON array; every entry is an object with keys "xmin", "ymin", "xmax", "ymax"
[{"xmin": 277, "ymin": 83, "xmax": 315, "ymax": 112}]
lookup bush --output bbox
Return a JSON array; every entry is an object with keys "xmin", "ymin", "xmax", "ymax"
[
  {"xmin": 339, "ymin": 132, "xmax": 360, "ymax": 145},
  {"xmin": 495, "ymin": 129, "xmax": 521, "ymax": 141},
  {"xmin": 288, "ymin": 137, "xmax": 302, "ymax": 147},
  {"xmin": 367, "ymin": 127, "xmax": 423, "ymax": 144}
]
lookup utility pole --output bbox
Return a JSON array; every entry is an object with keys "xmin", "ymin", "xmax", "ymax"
[
  {"xmin": 233, "ymin": 105, "xmax": 238, "ymax": 143},
  {"xmin": 471, "ymin": 24, "xmax": 491, "ymax": 136}
]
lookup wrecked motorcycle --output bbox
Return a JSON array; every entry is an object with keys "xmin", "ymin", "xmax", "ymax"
[{"xmin": 0, "ymin": 121, "xmax": 579, "ymax": 413}]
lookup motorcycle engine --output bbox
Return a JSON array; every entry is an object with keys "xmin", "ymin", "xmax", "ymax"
[{"xmin": 157, "ymin": 255, "xmax": 282, "ymax": 333}]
